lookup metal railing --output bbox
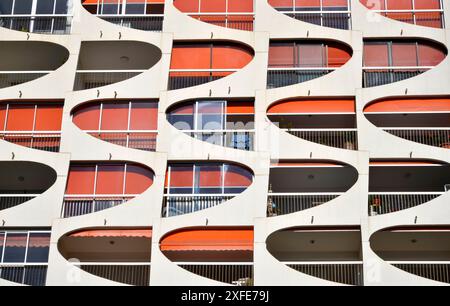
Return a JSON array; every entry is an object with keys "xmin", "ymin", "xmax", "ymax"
[
  {"xmin": 372, "ymin": 9, "xmax": 444, "ymax": 28},
  {"xmin": 168, "ymin": 69, "xmax": 235, "ymax": 90},
  {"xmin": 0, "ymin": 264, "xmax": 47, "ymax": 286},
  {"xmin": 74, "ymin": 70, "xmax": 144, "ymax": 90},
  {"xmin": 78, "ymin": 263, "xmax": 151, "ymax": 286},
  {"xmin": 267, "ymin": 68, "xmax": 335, "ymax": 88},
  {"xmin": 177, "ymin": 262, "xmax": 253, "ymax": 286},
  {"xmin": 284, "ymin": 128, "xmax": 358, "ymax": 150},
  {"xmin": 162, "ymin": 195, "xmax": 235, "ymax": 217},
  {"xmin": 0, "ymin": 71, "xmax": 49, "ymax": 89},
  {"xmin": 363, "ymin": 67, "xmax": 430, "ymax": 88},
  {"xmin": 390, "ymin": 261, "xmax": 450, "ymax": 284},
  {"xmin": 0, "ymin": 132, "xmax": 61, "ymax": 152},
  {"xmin": 368, "ymin": 192, "xmax": 445, "ymax": 216},
  {"xmin": 62, "ymin": 195, "xmax": 135, "ymax": 218},
  {"xmin": 382, "ymin": 128, "xmax": 450, "ymax": 149},
  {"xmin": 0, "ymin": 15, "xmax": 72, "ymax": 34},
  {"xmin": 184, "ymin": 130, "xmax": 254, "ymax": 151},
  {"xmin": 97, "ymin": 15, "xmax": 163, "ymax": 31},
  {"xmin": 286, "ymin": 261, "xmax": 364, "ymax": 286},
  {"xmin": 0, "ymin": 194, "xmax": 37, "ymax": 211},
  {"xmin": 267, "ymin": 193, "xmax": 342, "ymax": 216},
  {"xmin": 86, "ymin": 131, "xmax": 157, "ymax": 151},
  {"xmin": 280, "ymin": 11, "xmax": 351, "ymax": 29},
  {"xmin": 188, "ymin": 13, "xmax": 254, "ymax": 31}
]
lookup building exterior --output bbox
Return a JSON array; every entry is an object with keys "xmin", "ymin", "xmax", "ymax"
[{"xmin": 0, "ymin": 0, "xmax": 449, "ymax": 286}]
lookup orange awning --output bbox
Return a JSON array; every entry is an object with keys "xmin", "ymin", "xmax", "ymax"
[
  {"xmin": 271, "ymin": 161, "xmax": 344, "ymax": 167},
  {"xmin": 268, "ymin": 99, "xmax": 355, "ymax": 114},
  {"xmin": 160, "ymin": 227, "xmax": 254, "ymax": 251},
  {"xmin": 364, "ymin": 98, "xmax": 450, "ymax": 113},
  {"xmin": 70, "ymin": 229, "xmax": 152, "ymax": 239}
]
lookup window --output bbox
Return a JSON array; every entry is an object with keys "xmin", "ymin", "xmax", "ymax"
[
  {"xmin": 3, "ymin": 233, "xmax": 27, "ymax": 263},
  {"xmin": 26, "ymin": 233, "xmax": 51, "ymax": 263},
  {"xmin": 269, "ymin": 0, "xmax": 349, "ymax": 11},
  {"xmin": 2, "ymin": 0, "xmax": 72, "ymax": 15},
  {"xmin": 82, "ymin": 0, "xmax": 164, "ymax": 15}
]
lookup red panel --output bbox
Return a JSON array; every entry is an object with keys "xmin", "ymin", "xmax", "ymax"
[
  {"xmin": 70, "ymin": 229, "xmax": 152, "ymax": 238},
  {"xmin": 224, "ymin": 165, "xmax": 252, "ymax": 187},
  {"xmin": 169, "ymin": 165, "xmax": 194, "ymax": 187},
  {"xmin": 6, "ymin": 105, "xmax": 35, "ymax": 131},
  {"xmin": 363, "ymin": 42, "xmax": 389, "ymax": 66},
  {"xmin": 268, "ymin": 99, "xmax": 356, "ymax": 114},
  {"xmin": 228, "ymin": 0, "xmax": 253, "ymax": 12},
  {"xmin": 96, "ymin": 164, "xmax": 125, "ymax": 194},
  {"xmin": 66, "ymin": 165, "xmax": 96, "ymax": 194},
  {"xmin": 211, "ymin": 44, "xmax": 253, "ymax": 69},
  {"xmin": 327, "ymin": 43, "xmax": 352, "ymax": 67},
  {"xmin": 197, "ymin": 165, "xmax": 222, "ymax": 187},
  {"xmin": 170, "ymin": 44, "xmax": 211, "ymax": 69},
  {"xmin": 125, "ymin": 164, "xmax": 154, "ymax": 194},
  {"xmin": 418, "ymin": 42, "xmax": 446, "ymax": 66},
  {"xmin": 298, "ymin": 44, "xmax": 325, "ymax": 67},
  {"xmin": 415, "ymin": 0, "xmax": 441, "ymax": 9},
  {"xmin": 226, "ymin": 101, "xmax": 254, "ymax": 114},
  {"xmin": 0, "ymin": 105, "xmax": 6, "ymax": 131},
  {"xmin": 268, "ymin": 43, "xmax": 295, "ymax": 67},
  {"xmin": 268, "ymin": 0, "xmax": 293, "ymax": 8},
  {"xmin": 101, "ymin": 103, "xmax": 129, "ymax": 130},
  {"xmin": 200, "ymin": 0, "xmax": 226, "ymax": 13},
  {"xmin": 364, "ymin": 98, "xmax": 450, "ymax": 113},
  {"xmin": 130, "ymin": 102, "xmax": 158, "ymax": 130},
  {"xmin": 295, "ymin": 0, "xmax": 320, "ymax": 8},
  {"xmin": 173, "ymin": 0, "xmax": 199, "ymax": 12},
  {"xmin": 415, "ymin": 12, "xmax": 443, "ymax": 28},
  {"xmin": 391, "ymin": 43, "xmax": 418, "ymax": 66},
  {"xmin": 35, "ymin": 104, "xmax": 63, "ymax": 131},
  {"xmin": 322, "ymin": 0, "xmax": 348, "ymax": 8},
  {"xmin": 72, "ymin": 104, "xmax": 101, "ymax": 130},
  {"xmin": 386, "ymin": 0, "xmax": 412, "ymax": 10}
]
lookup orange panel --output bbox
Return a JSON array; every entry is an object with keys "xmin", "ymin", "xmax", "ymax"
[
  {"xmin": 0, "ymin": 104, "xmax": 6, "ymax": 131},
  {"xmin": 6, "ymin": 104, "xmax": 35, "ymax": 131},
  {"xmin": 160, "ymin": 227, "xmax": 254, "ymax": 251},
  {"xmin": 130, "ymin": 101, "xmax": 158, "ymax": 130},
  {"xmin": 224, "ymin": 165, "xmax": 252, "ymax": 187},
  {"xmin": 174, "ymin": 0, "xmax": 199, "ymax": 12},
  {"xmin": 66, "ymin": 165, "xmax": 96, "ymax": 194},
  {"xmin": 415, "ymin": 12, "xmax": 443, "ymax": 28},
  {"xmin": 271, "ymin": 162, "xmax": 342, "ymax": 167},
  {"xmin": 418, "ymin": 42, "xmax": 446, "ymax": 66},
  {"xmin": 363, "ymin": 42, "xmax": 389, "ymax": 67},
  {"xmin": 386, "ymin": 0, "xmax": 412, "ymax": 9},
  {"xmin": 125, "ymin": 164, "xmax": 154, "ymax": 194},
  {"xmin": 70, "ymin": 229, "xmax": 152, "ymax": 238},
  {"xmin": 391, "ymin": 43, "xmax": 418, "ymax": 66},
  {"xmin": 96, "ymin": 164, "xmax": 125, "ymax": 194},
  {"xmin": 228, "ymin": 0, "xmax": 253, "ymax": 12},
  {"xmin": 211, "ymin": 44, "xmax": 253, "ymax": 69},
  {"xmin": 370, "ymin": 161, "xmax": 443, "ymax": 166},
  {"xmin": 268, "ymin": 0, "xmax": 293, "ymax": 8},
  {"xmin": 101, "ymin": 103, "xmax": 129, "ymax": 130},
  {"xmin": 327, "ymin": 43, "xmax": 352, "ymax": 67},
  {"xmin": 364, "ymin": 98, "xmax": 450, "ymax": 113},
  {"xmin": 170, "ymin": 44, "xmax": 211, "ymax": 70},
  {"xmin": 323, "ymin": 0, "xmax": 348, "ymax": 7},
  {"xmin": 268, "ymin": 43, "xmax": 295, "ymax": 67},
  {"xmin": 198, "ymin": 165, "xmax": 222, "ymax": 187},
  {"xmin": 34, "ymin": 104, "xmax": 63, "ymax": 131},
  {"xmin": 200, "ymin": 0, "xmax": 226, "ymax": 13},
  {"xmin": 415, "ymin": 0, "xmax": 440, "ymax": 9},
  {"xmin": 268, "ymin": 99, "xmax": 356, "ymax": 114},
  {"xmin": 298, "ymin": 44, "xmax": 325, "ymax": 67},
  {"xmin": 72, "ymin": 103, "xmax": 101, "ymax": 130},
  {"xmin": 226, "ymin": 101, "xmax": 254, "ymax": 114},
  {"xmin": 295, "ymin": 0, "xmax": 320, "ymax": 8},
  {"xmin": 169, "ymin": 165, "xmax": 194, "ymax": 187},
  {"xmin": 169, "ymin": 103, "xmax": 195, "ymax": 115}
]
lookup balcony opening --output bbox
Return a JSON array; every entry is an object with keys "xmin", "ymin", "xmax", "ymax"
[
  {"xmin": 81, "ymin": 0, "xmax": 164, "ymax": 31},
  {"xmin": 369, "ymin": 160, "xmax": 450, "ymax": 216},
  {"xmin": 168, "ymin": 41, "xmax": 254, "ymax": 90},
  {"xmin": 268, "ymin": 0, "xmax": 352, "ymax": 29},
  {"xmin": 267, "ymin": 40, "xmax": 352, "ymax": 88},
  {"xmin": 167, "ymin": 99, "xmax": 255, "ymax": 151},
  {"xmin": 72, "ymin": 99, "xmax": 158, "ymax": 151},
  {"xmin": 0, "ymin": 161, "xmax": 57, "ymax": 211},
  {"xmin": 173, "ymin": 0, "xmax": 254, "ymax": 31},
  {"xmin": 58, "ymin": 227, "xmax": 152, "ymax": 286},
  {"xmin": 364, "ymin": 97, "xmax": 450, "ymax": 149},
  {"xmin": 160, "ymin": 227, "xmax": 254, "ymax": 286},
  {"xmin": 74, "ymin": 40, "xmax": 162, "ymax": 91},
  {"xmin": 0, "ymin": 0, "xmax": 73, "ymax": 34},
  {"xmin": 0, "ymin": 229, "xmax": 51, "ymax": 286},
  {"xmin": 267, "ymin": 98, "xmax": 357, "ymax": 150},
  {"xmin": 62, "ymin": 162, "xmax": 155, "ymax": 218},
  {"xmin": 360, "ymin": 0, "xmax": 444, "ymax": 29},
  {"xmin": 371, "ymin": 226, "xmax": 450, "ymax": 284},
  {"xmin": 363, "ymin": 39, "xmax": 447, "ymax": 88},
  {"xmin": 0, "ymin": 41, "xmax": 69, "ymax": 89},
  {"xmin": 267, "ymin": 226, "xmax": 363, "ymax": 285},
  {"xmin": 0, "ymin": 100, "xmax": 63, "ymax": 152},
  {"xmin": 267, "ymin": 161, "xmax": 358, "ymax": 216},
  {"xmin": 162, "ymin": 162, "xmax": 253, "ymax": 217}
]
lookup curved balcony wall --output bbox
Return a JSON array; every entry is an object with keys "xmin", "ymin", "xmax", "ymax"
[
  {"xmin": 371, "ymin": 226, "xmax": 450, "ymax": 284},
  {"xmin": 62, "ymin": 162, "xmax": 155, "ymax": 218},
  {"xmin": 173, "ymin": 0, "xmax": 254, "ymax": 31},
  {"xmin": 72, "ymin": 99, "xmax": 158, "ymax": 151},
  {"xmin": 168, "ymin": 41, "xmax": 254, "ymax": 90},
  {"xmin": 58, "ymin": 227, "xmax": 152, "ymax": 286},
  {"xmin": 74, "ymin": 40, "xmax": 162, "ymax": 91},
  {"xmin": 0, "ymin": 161, "xmax": 57, "ymax": 211},
  {"xmin": 163, "ymin": 162, "xmax": 253, "ymax": 217},
  {"xmin": 267, "ymin": 40, "xmax": 352, "ymax": 88},
  {"xmin": 160, "ymin": 227, "xmax": 254, "ymax": 285},
  {"xmin": 0, "ymin": 41, "xmax": 69, "ymax": 89},
  {"xmin": 167, "ymin": 99, "xmax": 254, "ymax": 151},
  {"xmin": 363, "ymin": 39, "xmax": 447, "ymax": 88},
  {"xmin": 268, "ymin": 0, "xmax": 351, "ymax": 30},
  {"xmin": 267, "ymin": 98, "xmax": 357, "ymax": 150},
  {"xmin": 268, "ymin": 161, "xmax": 358, "ymax": 216},
  {"xmin": 81, "ymin": 0, "xmax": 165, "ymax": 31}
]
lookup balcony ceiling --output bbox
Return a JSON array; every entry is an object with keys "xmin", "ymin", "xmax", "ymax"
[{"xmin": 0, "ymin": 161, "xmax": 56, "ymax": 193}]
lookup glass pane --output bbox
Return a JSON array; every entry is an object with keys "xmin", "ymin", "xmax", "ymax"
[
  {"xmin": 298, "ymin": 44, "xmax": 325, "ymax": 67},
  {"xmin": 196, "ymin": 101, "xmax": 225, "ymax": 130},
  {"xmin": 13, "ymin": 0, "xmax": 33, "ymax": 14},
  {"xmin": 0, "ymin": 0, "xmax": 14, "ymax": 14},
  {"xmin": 3, "ymin": 233, "xmax": 27, "ymax": 263},
  {"xmin": 195, "ymin": 164, "xmax": 222, "ymax": 194},
  {"xmin": 101, "ymin": 2, "xmax": 121, "ymax": 15},
  {"xmin": 55, "ymin": 0, "xmax": 70, "ymax": 14},
  {"xmin": 126, "ymin": 3, "xmax": 145, "ymax": 14},
  {"xmin": 26, "ymin": 233, "xmax": 50, "ymax": 263},
  {"xmin": 36, "ymin": 0, "xmax": 55, "ymax": 14},
  {"xmin": 0, "ymin": 232, "xmax": 4, "ymax": 262}
]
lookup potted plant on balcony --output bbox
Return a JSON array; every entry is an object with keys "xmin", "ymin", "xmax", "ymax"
[{"xmin": 369, "ymin": 196, "xmax": 381, "ymax": 216}]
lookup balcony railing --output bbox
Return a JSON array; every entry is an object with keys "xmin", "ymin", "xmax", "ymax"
[
  {"xmin": 177, "ymin": 262, "xmax": 253, "ymax": 286},
  {"xmin": 168, "ymin": 69, "xmax": 235, "ymax": 90},
  {"xmin": 86, "ymin": 131, "xmax": 157, "ymax": 151},
  {"xmin": 77, "ymin": 262, "xmax": 151, "ymax": 286},
  {"xmin": 267, "ymin": 193, "xmax": 342, "ymax": 216},
  {"xmin": 0, "ymin": 132, "xmax": 61, "ymax": 152},
  {"xmin": 286, "ymin": 261, "xmax": 364, "ymax": 286},
  {"xmin": 0, "ymin": 194, "xmax": 37, "ymax": 211},
  {"xmin": 390, "ymin": 261, "xmax": 450, "ymax": 284},
  {"xmin": 62, "ymin": 195, "xmax": 135, "ymax": 218},
  {"xmin": 283, "ymin": 128, "xmax": 358, "ymax": 150},
  {"xmin": 382, "ymin": 128, "xmax": 450, "ymax": 149},
  {"xmin": 363, "ymin": 67, "xmax": 430, "ymax": 88},
  {"xmin": 184, "ymin": 130, "xmax": 254, "ymax": 151},
  {"xmin": 267, "ymin": 68, "xmax": 335, "ymax": 88},
  {"xmin": 188, "ymin": 13, "xmax": 254, "ymax": 31},
  {"xmin": 97, "ymin": 15, "xmax": 163, "ymax": 31},
  {"xmin": 371, "ymin": 9, "xmax": 444, "ymax": 28},
  {"xmin": 0, "ymin": 263, "xmax": 47, "ymax": 286},
  {"xmin": 368, "ymin": 192, "xmax": 445, "ymax": 216},
  {"xmin": 0, "ymin": 15, "xmax": 72, "ymax": 34},
  {"xmin": 280, "ymin": 11, "xmax": 351, "ymax": 29},
  {"xmin": 74, "ymin": 70, "xmax": 144, "ymax": 91},
  {"xmin": 162, "ymin": 194, "xmax": 235, "ymax": 217},
  {"xmin": 0, "ymin": 71, "xmax": 50, "ymax": 89}
]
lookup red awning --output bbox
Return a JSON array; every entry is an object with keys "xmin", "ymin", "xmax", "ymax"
[
  {"xmin": 70, "ymin": 229, "xmax": 152, "ymax": 239},
  {"xmin": 364, "ymin": 98, "xmax": 450, "ymax": 113},
  {"xmin": 268, "ymin": 99, "xmax": 355, "ymax": 114}
]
